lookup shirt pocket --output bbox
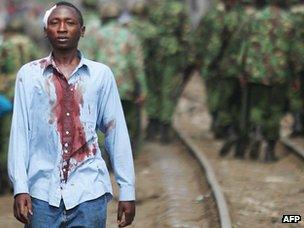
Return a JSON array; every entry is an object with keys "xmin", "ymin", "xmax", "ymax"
[{"xmin": 81, "ymin": 88, "xmax": 100, "ymax": 122}]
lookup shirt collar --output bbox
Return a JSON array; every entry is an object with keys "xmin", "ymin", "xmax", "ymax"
[{"xmin": 42, "ymin": 50, "xmax": 90, "ymax": 76}]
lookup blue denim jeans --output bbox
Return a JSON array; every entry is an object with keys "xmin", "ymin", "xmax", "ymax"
[{"xmin": 25, "ymin": 194, "xmax": 109, "ymax": 228}]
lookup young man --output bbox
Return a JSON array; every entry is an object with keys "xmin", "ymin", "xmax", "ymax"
[{"xmin": 7, "ymin": 2, "xmax": 135, "ymax": 227}]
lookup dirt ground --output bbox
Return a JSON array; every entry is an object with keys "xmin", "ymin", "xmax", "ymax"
[
  {"xmin": 174, "ymin": 72, "xmax": 304, "ymax": 228},
  {"xmin": 0, "ymin": 140, "xmax": 218, "ymax": 227}
]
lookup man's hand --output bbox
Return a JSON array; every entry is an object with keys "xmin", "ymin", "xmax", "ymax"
[
  {"xmin": 14, "ymin": 193, "xmax": 33, "ymax": 224},
  {"xmin": 134, "ymin": 95, "xmax": 145, "ymax": 106},
  {"xmin": 117, "ymin": 201, "xmax": 135, "ymax": 227}
]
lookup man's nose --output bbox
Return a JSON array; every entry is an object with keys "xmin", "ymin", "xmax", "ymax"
[{"xmin": 58, "ymin": 22, "xmax": 68, "ymax": 32}]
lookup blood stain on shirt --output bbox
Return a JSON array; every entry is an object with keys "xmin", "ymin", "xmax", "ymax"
[{"xmin": 51, "ymin": 69, "xmax": 95, "ymax": 182}]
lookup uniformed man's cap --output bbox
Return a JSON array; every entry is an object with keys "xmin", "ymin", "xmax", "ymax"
[
  {"xmin": 130, "ymin": 0, "xmax": 148, "ymax": 15},
  {"xmin": 82, "ymin": 0, "xmax": 99, "ymax": 8},
  {"xmin": 265, "ymin": 0, "xmax": 296, "ymax": 6},
  {"xmin": 240, "ymin": 0, "xmax": 254, "ymax": 4},
  {"xmin": 99, "ymin": 1, "xmax": 122, "ymax": 19},
  {"xmin": 5, "ymin": 15, "xmax": 24, "ymax": 32}
]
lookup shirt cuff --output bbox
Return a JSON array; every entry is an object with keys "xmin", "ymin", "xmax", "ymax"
[
  {"xmin": 119, "ymin": 185, "xmax": 135, "ymax": 201},
  {"xmin": 13, "ymin": 181, "xmax": 29, "ymax": 196}
]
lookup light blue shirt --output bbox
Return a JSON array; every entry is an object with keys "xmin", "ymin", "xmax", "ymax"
[{"xmin": 7, "ymin": 52, "xmax": 135, "ymax": 210}]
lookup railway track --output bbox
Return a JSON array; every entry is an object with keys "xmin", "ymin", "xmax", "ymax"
[
  {"xmin": 126, "ymin": 139, "xmax": 221, "ymax": 228},
  {"xmin": 173, "ymin": 73, "xmax": 304, "ymax": 227},
  {"xmin": 281, "ymin": 137, "xmax": 304, "ymax": 160},
  {"xmin": 174, "ymin": 127, "xmax": 232, "ymax": 228}
]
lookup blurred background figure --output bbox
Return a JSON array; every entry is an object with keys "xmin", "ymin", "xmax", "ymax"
[
  {"xmin": 0, "ymin": 94, "xmax": 12, "ymax": 195},
  {"xmin": 219, "ymin": 0, "xmax": 296, "ymax": 161},
  {"xmin": 288, "ymin": 0, "xmax": 304, "ymax": 137},
  {"xmin": 80, "ymin": 0, "xmax": 146, "ymax": 154},
  {"xmin": 215, "ymin": 0, "xmax": 257, "ymax": 157},
  {"xmin": 81, "ymin": 0, "xmax": 101, "ymax": 31},
  {"xmin": 0, "ymin": 14, "xmax": 39, "ymax": 194},
  {"xmin": 194, "ymin": 0, "xmax": 246, "ymax": 142},
  {"xmin": 0, "ymin": 95, "xmax": 12, "ymax": 118},
  {"xmin": 144, "ymin": 0, "xmax": 194, "ymax": 143}
]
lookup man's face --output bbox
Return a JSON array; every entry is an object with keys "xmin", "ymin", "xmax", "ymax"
[{"xmin": 45, "ymin": 6, "xmax": 85, "ymax": 50}]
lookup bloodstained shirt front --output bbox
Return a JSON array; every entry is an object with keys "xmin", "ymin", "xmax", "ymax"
[{"xmin": 8, "ymin": 52, "xmax": 135, "ymax": 209}]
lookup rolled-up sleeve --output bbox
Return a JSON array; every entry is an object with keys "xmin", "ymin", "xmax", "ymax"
[
  {"xmin": 7, "ymin": 68, "xmax": 30, "ymax": 196},
  {"xmin": 98, "ymin": 67, "xmax": 135, "ymax": 201}
]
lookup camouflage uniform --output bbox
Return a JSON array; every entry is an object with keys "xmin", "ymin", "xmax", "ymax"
[
  {"xmin": 146, "ymin": 0, "xmax": 193, "ymax": 141},
  {"xmin": 81, "ymin": 0, "xmax": 100, "ymax": 32},
  {"xmin": 194, "ymin": 2, "xmax": 225, "ymax": 136},
  {"xmin": 288, "ymin": 3, "xmax": 304, "ymax": 136},
  {"xmin": 216, "ymin": 3, "xmax": 257, "ymax": 157},
  {"xmin": 80, "ymin": 4, "xmax": 146, "ymax": 152},
  {"xmin": 236, "ymin": 5, "xmax": 294, "ymax": 161},
  {"xmin": 194, "ymin": 2, "xmax": 245, "ymax": 138},
  {"xmin": 127, "ymin": 0, "xmax": 160, "ymax": 139},
  {"xmin": 0, "ymin": 27, "xmax": 38, "ymax": 193}
]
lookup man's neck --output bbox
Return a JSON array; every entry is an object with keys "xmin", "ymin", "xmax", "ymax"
[
  {"xmin": 51, "ymin": 48, "xmax": 81, "ymax": 79},
  {"xmin": 52, "ymin": 48, "xmax": 80, "ymax": 67}
]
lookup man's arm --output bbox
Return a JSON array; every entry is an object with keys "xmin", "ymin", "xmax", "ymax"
[
  {"xmin": 97, "ymin": 67, "xmax": 136, "ymax": 227},
  {"xmin": 7, "ymin": 68, "xmax": 32, "ymax": 224}
]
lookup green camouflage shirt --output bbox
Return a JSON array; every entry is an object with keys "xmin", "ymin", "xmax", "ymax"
[
  {"xmin": 194, "ymin": 3, "xmax": 226, "ymax": 78},
  {"xmin": 148, "ymin": 0, "xmax": 193, "ymax": 72},
  {"xmin": 80, "ymin": 21, "xmax": 146, "ymax": 100},
  {"xmin": 0, "ymin": 34, "xmax": 37, "ymax": 74},
  {"xmin": 239, "ymin": 6, "xmax": 294, "ymax": 85},
  {"xmin": 290, "ymin": 4, "xmax": 304, "ymax": 75},
  {"xmin": 0, "ymin": 34, "xmax": 38, "ymax": 97},
  {"xmin": 127, "ymin": 17, "xmax": 158, "ymax": 64},
  {"xmin": 217, "ymin": 6, "xmax": 256, "ymax": 79}
]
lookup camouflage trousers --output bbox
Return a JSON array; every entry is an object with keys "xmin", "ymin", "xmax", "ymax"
[
  {"xmin": 288, "ymin": 74, "xmax": 304, "ymax": 113},
  {"xmin": 249, "ymin": 83, "xmax": 288, "ymax": 141},
  {"xmin": 205, "ymin": 77, "xmax": 241, "ymax": 129},
  {"xmin": 122, "ymin": 100, "xmax": 142, "ymax": 153},
  {"xmin": 145, "ymin": 65, "xmax": 184, "ymax": 124}
]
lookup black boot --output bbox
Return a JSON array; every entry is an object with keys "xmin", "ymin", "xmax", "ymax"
[
  {"xmin": 145, "ymin": 119, "xmax": 160, "ymax": 141},
  {"xmin": 214, "ymin": 125, "xmax": 230, "ymax": 139},
  {"xmin": 160, "ymin": 122, "xmax": 175, "ymax": 144},
  {"xmin": 234, "ymin": 139, "xmax": 247, "ymax": 159},
  {"xmin": 249, "ymin": 126, "xmax": 262, "ymax": 160},
  {"xmin": 219, "ymin": 126, "xmax": 238, "ymax": 157},
  {"xmin": 210, "ymin": 111, "xmax": 217, "ymax": 133},
  {"xmin": 249, "ymin": 140, "xmax": 261, "ymax": 160},
  {"xmin": 264, "ymin": 140, "xmax": 278, "ymax": 163}
]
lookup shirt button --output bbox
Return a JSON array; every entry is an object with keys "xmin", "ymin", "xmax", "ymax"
[
  {"xmin": 66, "ymin": 131, "xmax": 70, "ymax": 135},
  {"xmin": 70, "ymin": 88, "xmax": 74, "ymax": 91},
  {"xmin": 64, "ymin": 143, "xmax": 69, "ymax": 147},
  {"xmin": 63, "ymin": 168, "xmax": 66, "ymax": 172},
  {"xmin": 66, "ymin": 112, "xmax": 70, "ymax": 116},
  {"xmin": 64, "ymin": 149, "xmax": 68, "ymax": 153}
]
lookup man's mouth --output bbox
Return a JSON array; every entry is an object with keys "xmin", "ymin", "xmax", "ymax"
[{"xmin": 57, "ymin": 37, "xmax": 69, "ymax": 42}]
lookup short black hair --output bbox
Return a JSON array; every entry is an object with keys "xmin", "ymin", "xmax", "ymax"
[{"xmin": 55, "ymin": 1, "xmax": 84, "ymax": 26}]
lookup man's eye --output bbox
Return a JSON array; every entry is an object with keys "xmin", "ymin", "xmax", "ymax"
[
  {"xmin": 67, "ymin": 21, "xmax": 76, "ymax": 25},
  {"xmin": 49, "ymin": 21, "xmax": 59, "ymax": 25}
]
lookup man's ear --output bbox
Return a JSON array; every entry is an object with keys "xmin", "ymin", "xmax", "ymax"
[{"xmin": 81, "ymin": 26, "xmax": 86, "ymax": 37}]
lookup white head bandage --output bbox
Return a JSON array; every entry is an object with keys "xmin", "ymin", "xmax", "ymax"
[{"xmin": 43, "ymin": 5, "xmax": 57, "ymax": 28}]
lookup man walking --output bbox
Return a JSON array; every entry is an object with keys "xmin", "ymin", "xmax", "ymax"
[{"xmin": 7, "ymin": 2, "xmax": 135, "ymax": 227}]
